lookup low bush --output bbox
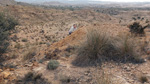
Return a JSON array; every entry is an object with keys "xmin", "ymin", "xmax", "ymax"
[
  {"xmin": 59, "ymin": 74, "xmax": 71, "ymax": 83},
  {"xmin": 16, "ymin": 72, "xmax": 51, "ymax": 84},
  {"xmin": 139, "ymin": 76, "xmax": 148, "ymax": 83},
  {"xmin": 128, "ymin": 22, "xmax": 149, "ymax": 35},
  {"xmin": 0, "ymin": 12, "xmax": 18, "ymax": 54},
  {"xmin": 22, "ymin": 38, "xmax": 28, "ymax": 42},
  {"xmin": 23, "ymin": 48, "xmax": 36, "ymax": 61},
  {"xmin": 47, "ymin": 60, "xmax": 59, "ymax": 70},
  {"xmin": 14, "ymin": 43, "xmax": 22, "ymax": 49}
]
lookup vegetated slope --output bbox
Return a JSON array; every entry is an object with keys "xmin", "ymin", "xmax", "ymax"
[
  {"xmin": 0, "ymin": 5, "xmax": 120, "ymax": 62},
  {"xmin": 2, "ymin": 4, "xmax": 150, "ymax": 84},
  {"xmin": 0, "ymin": 4, "xmax": 121, "ymax": 65},
  {"xmin": 1, "ymin": 5, "xmax": 118, "ymax": 25},
  {"xmin": 41, "ymin": 22, "xmax": 150, "ymax": 84},
  {"xmin": 50, "ymin": 23, "xmax": 129, "ymax": 49},
  {"xmin": 0, "ymin": 0, "xmax": 16, "ymax": 5},
  {"xmin": 45, "ymin": 23, "xmax": 129, "ymax": 60}
]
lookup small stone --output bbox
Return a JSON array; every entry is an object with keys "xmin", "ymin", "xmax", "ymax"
[
  {"xmin": 84, "ymin": 73, "xmax": 88, "ymax": 76},
  {"xmin": 24, "ymin": 63, "xmax": 33, "ymax": 67}
]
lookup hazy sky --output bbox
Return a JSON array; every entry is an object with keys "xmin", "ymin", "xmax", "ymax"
[
  {"xmin": 15, "ymin": 0, "xmax": 150, "ymax": 3},
  {"xmin": 92, "ymin": 0, "xmax": 150, "ymax": 2}
]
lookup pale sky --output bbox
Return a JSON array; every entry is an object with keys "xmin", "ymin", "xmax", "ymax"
[
  {"xmin": 92, "ymin": 0, "xmax": 150, "ymax": 2},
  {"xmin": 15, "ymin": 0, "xmax": 150, "ymax": 3}
]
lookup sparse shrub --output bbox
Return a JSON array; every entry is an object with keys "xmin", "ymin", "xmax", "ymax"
[
  {"xmin": 14, "ymin": 43, "xmax": 22, "ymax": 49},
  {"xmin": 0, "ymin": 12, "xmax": 18, "ymax": 31},
  {"xmin": 132, "ymin": 17, "xmax": 136, "ymax": 20},
  {"xmin": 141, "ymin": 17, "xmax": 144, "ymax": 21},
  {"xmin": 74, "ymin": 29, "xmax": 143, "ymax": 66},
  {"xmin": 25, "ymin": 42, "xmax": 30, "ymax": 48},
  {"xmin": 22, "ymin": 38, "xmax": 28, "ymax": 42},
  {"xmin": 137, "ymin": 16, "xmax": 141, "ymax": 19},
  {"xmin": 0, "ymin": 12, "xmax": 18, "ymax": 54},
  {"xmin": 96, "ymin": 69, "xmax": 122, "ymax": 84},
  {"xmin": 65, "ymin": 45, "xmax": 75, "ymax": 53},
  {"xmin": 96, "ymin": 71, "xmax": 112, "ymax": 84},
  {"xmin": 47, "ymin": 60, "xmax": 59, "ymax": 70},
  {"xmin": 139, "ymin": 76, "xmax": 148, "ymax": 83},
  {"xmin": 128, "ymin": 22, "xmax": 149, "ymax": 35},
  {"xmin": 39, "ymin": 58, "xmax": 44, "ymax": 63},
  {"xmin": 24, "ymin": 72, "xmax": 42, "ymax": 81},
  {"xmin": 59, "ymin": 74, "xmax": 71, "ymax": 83},
  {"xmin": 16, "ymin": 72, "xmax": 51, "ymax": 84},
  {"xmin": 113, "ymin": 33, "xmax": 142, "ymax": 63},
  {"xmin": 146, "ymin": 19, "xmax": 149, "ymax": 23},
  {"xmin": 23, "ymin": 48, "xmax": 36, "ymax": 61},
  {"xmin": 10, "ymin": 52, "xmax": 18, "ymax": 59},
  {"xmin": 0, "ymin": 42, "xmax": 9, "ymax": 54}
]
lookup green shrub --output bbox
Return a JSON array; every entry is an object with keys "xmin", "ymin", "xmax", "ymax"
[
  {"xmin": 47, "ymin": 60, "xmax": 59, "ymax": 70},
  {"xmin": 22, "ymin": 38, "xmax": 28, "ymax": 42},
  {"xmin": 0, "ymin": 12, "xmax": 18, "ymax": 54}
]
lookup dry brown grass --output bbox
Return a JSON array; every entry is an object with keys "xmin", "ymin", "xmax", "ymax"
[
  {"xmin": 23, "ymin": 47, "xmax": 36, "ymax": 61},
  {"xmin": 74, "ymin": 29, "xmax": 113, "ymax": 66},
  {"xmin": 96, "ymin": 71, "xmax": 112, "ymax": 84},
  {"xmin": 113, "ymin": 33, "xmax": 142, "ymax": 62},
  {"xmin": 73, "ymin": 28, "xmax": 143, "ymax": 66},
  {"xmin": 95, "ymin": 67, "xmax": 122, "ymax": 84},
  {"xmin": 139, "ymin": 75, "xmax": 148, "ymax": 83}
]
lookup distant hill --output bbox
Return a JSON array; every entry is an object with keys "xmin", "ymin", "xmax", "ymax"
[
  {"xmin": 0, "ymin": 0, "xmax": 16, "ymax": 5},
  {"xmin": 42, "ymin": 1, "xmax": 67, "ymax": 6},
  {"xmin": 36, "ymin": 0, "xmax": 150, "ymax": 8}
]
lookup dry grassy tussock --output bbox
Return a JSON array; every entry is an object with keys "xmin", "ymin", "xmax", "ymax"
[{"xmin": 74, "ymin": 28, "xmax": 143, "ymax": 66}]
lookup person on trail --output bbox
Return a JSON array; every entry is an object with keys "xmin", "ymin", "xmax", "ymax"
[{"xmin": 69, "ymin": 24, "xmax": 77, "ymax": 35}]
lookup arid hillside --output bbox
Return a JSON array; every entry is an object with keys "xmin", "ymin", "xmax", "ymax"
[
  {"xmin": 0, "ymin": 5, "xmax": 118, "ymax": 25},
  {"xmin": 0, "ymin": 0, "xmax": 16, "ymax": 5},
  {"xmin": 0, "ymin": 3, "xmax": 150, "ymax": 84}
]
